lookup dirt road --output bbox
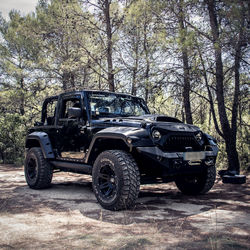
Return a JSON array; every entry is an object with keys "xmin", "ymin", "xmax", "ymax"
[{"xmin": 0, "ymin": 164, "xmax": 249, "ymax": 249}]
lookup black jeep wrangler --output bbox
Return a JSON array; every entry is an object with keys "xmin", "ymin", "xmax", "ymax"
[{"xmin": 25, "ymin": 90, "xmax": 218, "ymax": 210}]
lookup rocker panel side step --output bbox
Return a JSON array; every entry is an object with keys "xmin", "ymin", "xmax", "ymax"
[{"xmin": 50, "ymin": 161, "xmax": 92, "ymax": 175}]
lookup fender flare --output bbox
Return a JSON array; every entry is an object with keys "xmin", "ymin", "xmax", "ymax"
[
  {"xmin": 85, "ymin": 127, "xmax": 142, "ymax": 164},
  {"xmin": 85, "ymin": 133, "xmax": 130, "ymax": 164},
  {"xmin": 25, "ymin": 132, "xmax": 55, "ymax": 159},
  {"xmin": 85, "ymin": 126, "xmax": 154, "ymax": 164}
]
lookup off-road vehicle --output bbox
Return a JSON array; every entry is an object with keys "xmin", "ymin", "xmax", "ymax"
[{"xmin": 25, "ymin": 90, "xmax": 219, "ymax": 210}]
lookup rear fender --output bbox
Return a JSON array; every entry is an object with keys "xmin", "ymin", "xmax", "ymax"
[{"xmin": 25, "ymin": 132, "xmax": 55, "ymax": 159}]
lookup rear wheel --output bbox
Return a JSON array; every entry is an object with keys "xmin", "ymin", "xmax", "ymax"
[
  {"xmin": 92, "ymin": 150, "xmax": 140, "ymax": 211},
  {"xmin": 25, "ymin": 147, "xmax": 53, "ymax": 189},
  {"xmin": 175, "ymin": 166, "xmax": 216, "ymax": 195}
]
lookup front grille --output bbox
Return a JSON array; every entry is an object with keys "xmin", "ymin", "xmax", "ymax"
[{"xmin": 164, "ymin": 134, "xmax": 201, "ymax": 152}]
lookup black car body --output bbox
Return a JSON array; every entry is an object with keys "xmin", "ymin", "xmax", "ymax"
[{"xmin": 25, "ymin": 90, "xmax": 218, "ymax": 210}]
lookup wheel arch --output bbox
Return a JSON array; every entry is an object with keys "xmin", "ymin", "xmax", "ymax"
[
  {"xmin": 85, "ymin": 134, "xmax": 131, "ymax": 165},
  {"xmin": 25, "ymin": 132, "xmax": 55, "ymax": 159},
  {"xmin": 85, "ymin": 126, "xmax": 152, "ymax": 165}
]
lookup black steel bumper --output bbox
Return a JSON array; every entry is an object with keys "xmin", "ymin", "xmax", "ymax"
[{"xmin": 136, "ymin": 145, "xmax": 218, "ymax": 169}]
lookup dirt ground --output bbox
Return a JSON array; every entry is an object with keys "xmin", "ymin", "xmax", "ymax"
[{"xmin": 0, "ymin": 164, "xmax": 249, "ymax": 250}]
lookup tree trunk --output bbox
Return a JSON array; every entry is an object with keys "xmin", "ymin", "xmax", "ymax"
[
  {"xmin": 232, "ymin": 2, "xmax": 245, "ymax": 147},
  {"xmin": 20, "ymin": 78, "xmax": 25, "ymax": 115},
  {"xmin": 103, "ymin": 0, "xmax": 115, "ymax": 92},
  {"xmin": 181, "ymin": 49, "xmax": 193, "ymax": 124},
  {"xmin": 144, "ymin": 63, "xmax": 150, "ymax": 104},
  {"xmin": 62, "ymin": 71, "xmax": 75, "ymax": 90},
  {"xmin": 206, "ymin": 0, "xmax": 240, "ymax": 173},
  {"xmin": 97, "ymin": 58, "xmax": 102, "ymax": 90},
  {"xmin": 62, "ymin": 72, "xmax": 69, "ymax": 90},
  {"xmin": 0, "ymin": 150, "xmax": 4, "ymax": 164},
  {"xmin": 131, "ymin": 37, "xmax": 139, "ymax": 96},
  {"xmin": 143, "ymin": 21, "xmax": 150, "ymax": 104},
  {"xmin": 82, "ymin": 66, "xmax": 87, "ymax": 87},
  {"xmin": 208, "ymin": 108, "xmax": 211, "ymax": 128},
  {"xmin": 178, "ymin": 0, "xmax": 193, "ymax": 124},
  {"xmin": 181, "ymin": 104, "xmax": 185, "ymax": 123},
  {"xmin": 196, "ymin": 41, "xmax": 224, "ymax": 138},
  {"xmin": 70, "ymin": 72, "xmax": 75, "ymax": 89}
]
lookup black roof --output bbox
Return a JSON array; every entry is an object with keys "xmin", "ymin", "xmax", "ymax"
[{"xmin": 58, "ymin": 89, "xmax": 140, "ymax": 99}]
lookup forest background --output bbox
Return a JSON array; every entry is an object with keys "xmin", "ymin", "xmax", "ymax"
[{"xmin": 0, "ymin": 0, "xmax": 249, "ymax": 173}]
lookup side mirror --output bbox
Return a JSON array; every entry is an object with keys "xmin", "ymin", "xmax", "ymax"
[{"xmin": 68, "ymin": 107, "xmax": 82, "ymax": 119}]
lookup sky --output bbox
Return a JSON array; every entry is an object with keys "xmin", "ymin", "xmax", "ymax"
[{"xmin": 0, "ymin": 0, "xmax": 38, "ymax": 19}]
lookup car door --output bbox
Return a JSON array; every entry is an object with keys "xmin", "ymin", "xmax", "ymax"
[{"xmin": 57, "ymin": 93, "xmax": 87, "ymax": 160}]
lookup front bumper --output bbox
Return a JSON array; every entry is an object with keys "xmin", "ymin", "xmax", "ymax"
[{"xmin": 136, "ymin": 145, "xmax": 218, "ymax": 169}]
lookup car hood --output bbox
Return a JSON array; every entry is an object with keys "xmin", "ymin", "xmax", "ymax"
[{"xmin": 93, "ymin": 114, "xmax": 201, "ymax": 133}]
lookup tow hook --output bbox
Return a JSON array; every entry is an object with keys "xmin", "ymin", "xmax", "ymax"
[
  {"xmin": 205, "ymin": 158, "xmax": 214, "ymax": 166},
  {"xmin": 188, "ymin": 160, "xmax": 201, "ymax": 166}
]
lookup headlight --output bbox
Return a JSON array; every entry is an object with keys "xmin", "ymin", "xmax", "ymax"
[
  {"xmin": 152, "ymin": 129, "xmax": 161, "ymax": 140},
  {"xmin": 195, "ymin": 131, "xmax": 203, "ymax": 142}
]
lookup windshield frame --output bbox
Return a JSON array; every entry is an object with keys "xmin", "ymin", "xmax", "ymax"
[{"xmin": 85, "ymin": 91, "xmax": 150, "ymax": 120}]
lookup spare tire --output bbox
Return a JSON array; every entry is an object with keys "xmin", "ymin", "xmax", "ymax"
[{"xmin": 222, "ymin": 175, "xmax": 246, "ymax": 184}]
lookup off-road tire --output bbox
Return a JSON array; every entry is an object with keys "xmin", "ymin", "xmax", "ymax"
[
  {"xmin": 175, "ymin": 165, "xmax": 216, "ymax": 195},
  {"xmin": 92, "ymin": 150, "xmax": 140, "ymax": 211},
  {"xmin": 24, "ymin": 147, "xmax": 53, "ymax": 189}
]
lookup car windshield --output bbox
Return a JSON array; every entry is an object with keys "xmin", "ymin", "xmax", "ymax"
[{"xmin": 87, "ymin": 92, "xmax": 150, "ymax": 119}]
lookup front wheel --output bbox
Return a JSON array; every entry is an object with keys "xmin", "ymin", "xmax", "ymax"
[
  {"xmin": 92, "ymin": 150, "xmax": 140, "ymax": 211},
  {"xmin": 175, "ymin": 166, "xmax": 216, "ymax": 195},
  {"xmin": 24, "ymin": 147, "xmax": 53, "ymax": 189}
]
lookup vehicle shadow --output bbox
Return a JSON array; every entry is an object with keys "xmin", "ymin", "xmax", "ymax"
[{"xmin": 8, "ymin": 176, "xmax": 249, "ymax": 225}]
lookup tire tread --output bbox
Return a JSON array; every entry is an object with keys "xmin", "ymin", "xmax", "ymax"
[
  {"xmin": 92, "ymin": 150, "xmax": 140, "ymax": 211},
  {"xmin": 25, "ymin": 147, "xmax": 53, "ymax": 189},
  {"xmin": 175, "ymin": 165, "xmax": 216, "ymax": 195}
]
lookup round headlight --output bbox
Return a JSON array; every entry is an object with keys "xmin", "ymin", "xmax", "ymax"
[
  {"xmin": 152, "ymin": 130, "xmax": 161, "ymax": 140},
  {"xmin": 195, "ymin": 131, "xmax": 203, "ymax": 141}
]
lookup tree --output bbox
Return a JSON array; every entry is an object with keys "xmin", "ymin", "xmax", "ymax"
[
  {"xmin": 30, "ymin": 0, "xmax": 96, "ymax": 90},
  {"xmin": 0, "ymin": 0, "xmax": 249, "ymax": 169},
  {"xmin": 204, "ymin": 0, "xmax": 249, "ymax": 172},
  {"xmin": 118, "ymin": 0, "xmax": 167, "ymax": 104},
  {"xmin": 176, "ymin": 0, "xmax": 193, "ymax": 124},
  {"xmin": 80, "ymin": 0, "xmax": 124, "ymax": 91},
  {"xmin": 155, "ymin": 0, "xmax": 195, "ymax": 123},
  {"xmin": 0, "ymin": 11, "xmax": 41, "ymax": 115}
]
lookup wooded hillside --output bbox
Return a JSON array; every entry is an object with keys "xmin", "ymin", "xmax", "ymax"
[{"xmin": 0, "ymin": 0, "xmax": 249, "ymax": 171}]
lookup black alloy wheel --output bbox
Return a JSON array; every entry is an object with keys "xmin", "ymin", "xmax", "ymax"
[
  {"xmin": 24, "ymin": 147, "xmax": 53, "ymax": 189},
  {"xmin": 97, "ymin": 164, "xmax": 117, "ymax": 199},
  {"xmin": 27, "ymin": 157, "xmax": 38, "ymax": 182}
]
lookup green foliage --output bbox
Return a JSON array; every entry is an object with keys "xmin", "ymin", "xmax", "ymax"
[
  {"xmin": 0, "ymin": 0, "xmax": 248, "ymax": 169},
  {"xmin": 0, "ymin": 86, "xmax": 61, "ymax": 165},
  {"xmin": 0, "ymin": 113, "xmax": 26, "ymax": 165}
]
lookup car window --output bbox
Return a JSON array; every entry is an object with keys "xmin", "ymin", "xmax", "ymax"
[{"xmin": 60, "ymin": 96, "xmax": 81, "ymax": 119}]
